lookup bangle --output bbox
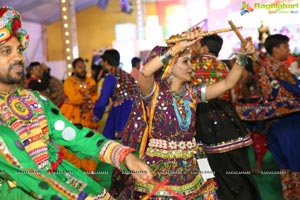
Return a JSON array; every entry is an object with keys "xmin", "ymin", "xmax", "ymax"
[
  {"xmin": 200, "ymin": 83, "xmax": 208, "ymax": 102},
  {"xmin": 235, "ymin": 54, "xmax": 248, "ymax": 67},
  {"xmin": 160, "ymin": 52, "xmax": 173, "ymax": 65}
]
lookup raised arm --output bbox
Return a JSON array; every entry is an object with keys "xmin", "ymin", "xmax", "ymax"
[
  {"xmin": 205, "ymin": 38, "xmax": 256, "ymax": 100},
  {"xmin": 139, "ymin": 31, "xmax": 202, "ymax": 96},
  {"xmin": 139, "ymin": 50, "xmax": 163, "ymax": 96}
]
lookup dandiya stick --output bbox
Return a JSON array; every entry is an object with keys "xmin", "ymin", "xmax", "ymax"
[
  {"xmin": 166, "ymin": 26, "xmax": 242, "ymax": 45},
  {"xmin": 228, "ymin": 20, "xmax": 257, "ymax": 61}
]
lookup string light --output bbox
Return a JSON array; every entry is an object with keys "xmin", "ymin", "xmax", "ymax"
[{"xmin": 60, "ymin": 0, "xmax": 79, "ymax": 77}]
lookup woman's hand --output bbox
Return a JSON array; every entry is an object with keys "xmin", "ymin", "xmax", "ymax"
[
  {"xmin": 240, "ymin": 37, "xmax": 256, "ymax": 55},
  {"xmin": 124, "ymin": 153, "xmax": 153, "ymax": 183},
  {"xmin": 171, "ymin": 29, "xmax": 203, "ymax": 55}
]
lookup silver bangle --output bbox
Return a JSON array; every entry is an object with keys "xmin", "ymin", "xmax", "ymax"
[
  {"xmin": 159, "ymin": 52, "xmax": 172, "ymax": 65},
  {"xmin": 200, "ymin": 83, "xmax": 208, "ymax": 102},
  {"xmin": 142, "ymin": 83, "xmax": 157, "ymax": 100},
  {"xmin": 235, "ymin": 54, "xmax": 248, "ymax": 67}
]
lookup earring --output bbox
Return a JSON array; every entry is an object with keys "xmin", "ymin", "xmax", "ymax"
[{"xmin": 169, "ymin": 74, "xmax": 174, "ymax": 82}]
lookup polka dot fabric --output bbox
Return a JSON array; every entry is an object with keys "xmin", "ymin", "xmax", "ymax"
[{"xmin": 0, "ymin": 88, "xmax": 134, "ymax": 199}]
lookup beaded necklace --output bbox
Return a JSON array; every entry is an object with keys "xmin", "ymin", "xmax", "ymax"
[
  {"xmin": 171, "ymin": 85, "xmax": 192, "ymax": 131},
  {"xmin": 172, "ymin": 98, "xmax": 192, "ymax": 131},
  {"xmin": 171, "ymin": 86, "xmax": 186, "ymax": 101}
]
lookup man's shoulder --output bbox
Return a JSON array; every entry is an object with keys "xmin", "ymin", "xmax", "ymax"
[
  {"xmin": 217, "ymin": 59, "xmax": 230, "ymax": 69},
  {"xmin": 104, "ymin": 73, "xmax": 116, "ymax": 81},
  {"xmin": 85, "ymin": 77, "xmax": 96, "ymax": 85},
  {"xmin": 131, "ymin": 68, "xmax": 139, "ymax": 73},
  {"xmin": 64, "ymin": 76, "xmax": 75, "ymax": 82},
  {"xmin": 17, "ymin": 87, "xmax": 33, "ymax": 94},
  {"xmin": 17, "ymin": 87, "xmax": 46, "ymax": 100},
  {"xmin": 50, "ymin": 76, "xmax": 62, "ymax": 82}
]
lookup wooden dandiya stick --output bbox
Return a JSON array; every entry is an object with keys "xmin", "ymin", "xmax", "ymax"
[
  {"xmin": 189, "ymin": 19, "xmax": 207, "ymax": 30},
  {"xmin": 141, "ymin": 179, "xmax": 186, "ymax": 200},
  {"xmin": 166, "ymin": 26, "xmax": 242, "ymax": 45},
  {"xmin": 228, "ymin": 20, "xmax": 258, "ymax": 61}
]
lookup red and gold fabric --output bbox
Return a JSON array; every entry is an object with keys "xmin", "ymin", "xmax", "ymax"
[{"xmin": 192, "ymin": 55, "xmax": 230, "ymax": 101}]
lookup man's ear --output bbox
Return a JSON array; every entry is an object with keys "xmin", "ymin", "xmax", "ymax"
[
  {"xmin": 272, "ymin": 46, "xmax": 279, "ymax": 55},
  {"xmin": 201, "ymin": 45, "xmax": 209, "ymax": 54}
]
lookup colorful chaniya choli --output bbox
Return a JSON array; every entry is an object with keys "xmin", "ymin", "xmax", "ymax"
[
  {"xmin": 93, "ymin": 67, "xmax": 140, "ymax": 139},
  {"xmin": 121, "ymin": 80, "xmax": 217, "ymax": 200},
  {"xmin": 192, "ymin": 55, "xmax": 230, "ymax": 100},
  {"xmin": 110, "ymin": 68, "xmax": 140, "ymax": 107},
  {"xmin": 235, "ymin": 57, "xmax": 300, "ymax": 121},
  {"xmin": 192, "ymin": 55, "xmax": 252, "ymax": 153},
  {"xmin": 0, "ymin": 88, "xmax": 134, "ymax": 200},
  {"xmin": 191, "ymin": 56, "xmax": 262, "ymax": 200}
]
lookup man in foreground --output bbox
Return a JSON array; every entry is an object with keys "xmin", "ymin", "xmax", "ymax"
[{"xmin": 0, "ymin": 6, "xmax": 152, "ymax": 200}]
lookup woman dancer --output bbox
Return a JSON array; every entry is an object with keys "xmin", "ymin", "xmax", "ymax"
[{"xmin": 114, "ymin": 29, "xmax": 255, "ymax": 199}]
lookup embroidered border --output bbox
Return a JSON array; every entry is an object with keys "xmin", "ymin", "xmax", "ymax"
[
  {"xmin": 200, "ymin": 135, "xmax": 253, "ymax": 153},
  {"xmin": 98, "ymin": 140, "xmax": 135, "ymax": 169}
]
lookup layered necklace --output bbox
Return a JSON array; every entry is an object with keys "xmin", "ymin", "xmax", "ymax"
[{"xmin": 171, "ymin": 85, "xmax": 192, "ymax": 131}]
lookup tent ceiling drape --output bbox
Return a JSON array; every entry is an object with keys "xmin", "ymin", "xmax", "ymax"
[{"xmin": 3, "ymin": 0, "xmax": 99, "ymax": 24}]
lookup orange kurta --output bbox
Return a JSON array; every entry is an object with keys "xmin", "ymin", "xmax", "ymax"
[
  {"xmin": 60, "ymin": 76, "xmax": 98, "ymax": 128},
  {"xmin": 60, "ymin": 76, "xmax": 98, "ymax": 172}
]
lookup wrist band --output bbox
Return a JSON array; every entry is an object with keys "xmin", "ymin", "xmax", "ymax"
[
  {"xmin": 160, "ymin": 52, "xmax": 173, "ymax": 65},
  {"xmin": 235, "ymin": 55, "xmax": 248, "ymax": 67}
]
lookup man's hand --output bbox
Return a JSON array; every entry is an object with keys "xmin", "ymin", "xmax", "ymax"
[
  {"xmin": 80, "ymin": 102, "xmax": 92, "ymax": 113},
  {"xmin": 89, "ymin": 85, "xmax": 97, "ymax": 94},
  {"xmin": 124, "ymin": 153, "xmax": 153, "ymax": 183}
]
